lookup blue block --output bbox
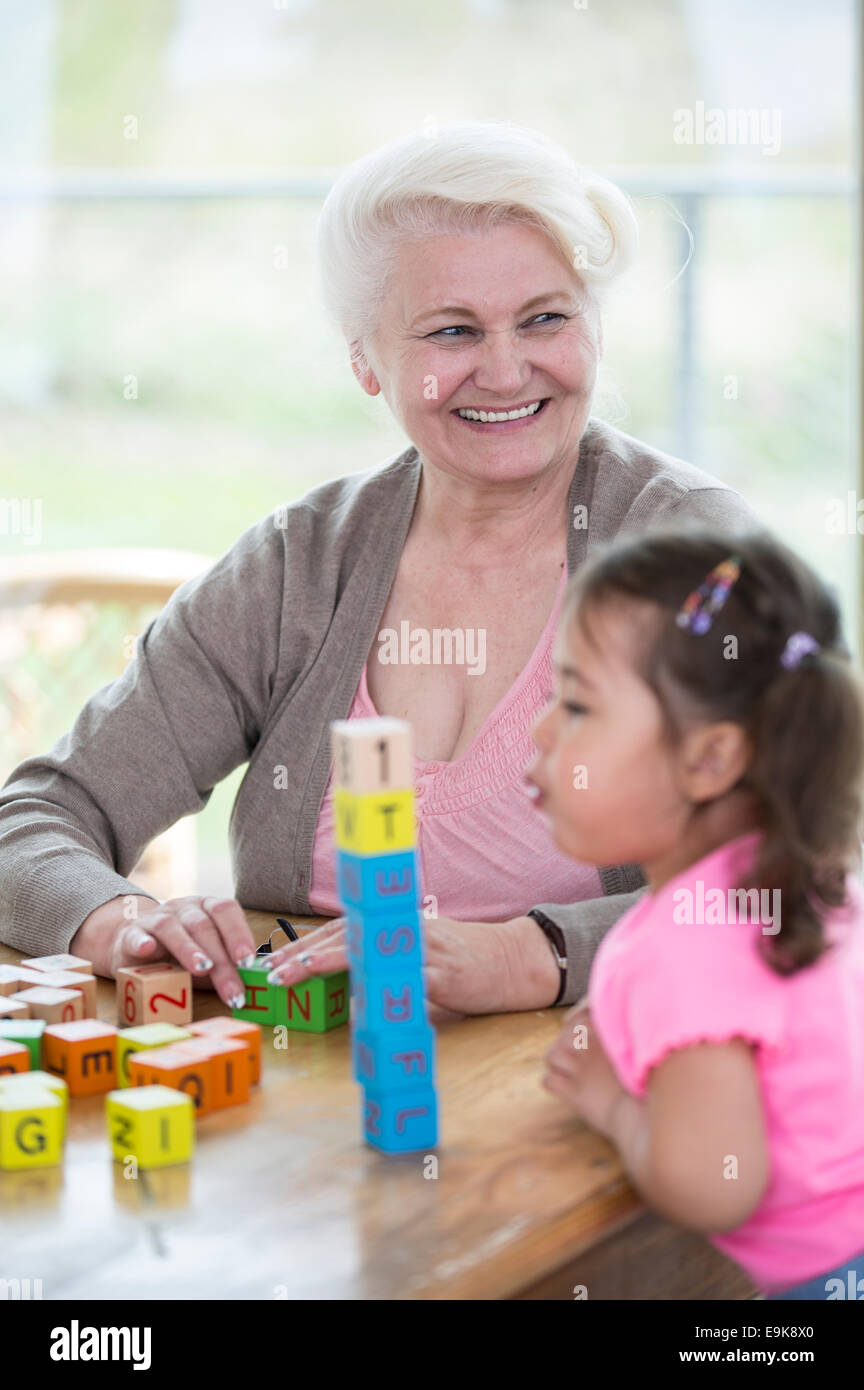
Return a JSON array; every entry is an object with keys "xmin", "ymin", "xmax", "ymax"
[
  {"xmin": 352, "ymin": 1024, "xmax": 436, "ymax": 1090},
  {"xmin": 345, "ymin": 908, "xmax": 424, "ymax": 977},
  {"xmin": 352, "ymin": 966, "xmax": 426, "ymax": 1032},
  {"xmin": 363, "ymin": 1084, "xmax": 438, "ymax": 1152},
  {"xmin": 336, "ymin": 848, "xmax": 422, "ymax": 915}
]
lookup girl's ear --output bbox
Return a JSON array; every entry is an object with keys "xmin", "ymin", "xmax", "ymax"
[{"xmin": 680, "ymin": 721, "xmax": 753, "ymax": 803}]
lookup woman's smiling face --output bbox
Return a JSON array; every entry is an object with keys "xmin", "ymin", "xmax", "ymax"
[{"xmin": 354, "ymin": 220, "xmax": 602, "ymax": 483}]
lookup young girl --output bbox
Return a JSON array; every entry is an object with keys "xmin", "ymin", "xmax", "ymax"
[{"xmin": 529, "ymin": 526, "xmax": 864, "ymax": 1300}]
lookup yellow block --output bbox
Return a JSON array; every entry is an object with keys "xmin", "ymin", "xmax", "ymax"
[
  {"xmin": 0, "ymin": 1071, "xmax": 69, "ymax": 1133},
  {"xmin": 106, "ymin": 1084, "xmax": 194, "ymax": 1168},
  {"xmin": 0, "ymin": 1089, "xmax": 64, "ymax": 1169},
  {"xmin": 116, "ymin": 1023, "xmax": 193, "ymax": 1088},
  {"xmin": 333, "ymin": 788, "xmax": 415, "ymax": 853}
]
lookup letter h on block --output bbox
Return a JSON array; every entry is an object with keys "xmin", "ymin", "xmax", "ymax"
[{"xmin": 331, "ymin": 716, "xmax": 438, "ymax": 1153}]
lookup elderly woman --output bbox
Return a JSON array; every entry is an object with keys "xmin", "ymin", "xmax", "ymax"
[{"xmin": 0, "ymin": 122, "xmax": 757, "ymax": 1013}]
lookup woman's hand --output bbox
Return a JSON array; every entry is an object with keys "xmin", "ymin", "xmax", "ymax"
[
  {"xmin": 542, "ymin": 999, "xmax": 629, "ymax": 1136},
  {"xmin": 265, "ymin": 912, "xmax": 562, "ymax": 1015},
  {"xmin": 71, "ymin": 894, "xmax": 258, "ymax": 1009}
]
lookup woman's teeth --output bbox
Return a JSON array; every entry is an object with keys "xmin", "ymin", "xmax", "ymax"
[{"xmin": 456, "ymin": 400, "xmax": 544, "ymax": 422}]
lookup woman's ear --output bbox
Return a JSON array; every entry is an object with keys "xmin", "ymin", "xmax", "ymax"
[
  {"xmin": 349, "ymin": 340, "xmax": 381, "ymax": 396},
  {"xmin": 679, "ymin": 721, "xmax": 753, "ymax": 803}
]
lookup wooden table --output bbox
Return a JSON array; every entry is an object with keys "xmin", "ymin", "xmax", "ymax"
[{"xmin": 0, "ymin": 912, "xmax": 757, "ymax": 1300}]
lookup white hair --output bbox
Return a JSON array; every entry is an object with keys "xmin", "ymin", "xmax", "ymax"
[{"xmin": 314, "ymin": 121, "xmax": 639, "ymax": 351}]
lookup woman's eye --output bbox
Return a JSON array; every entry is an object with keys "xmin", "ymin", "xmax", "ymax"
[
  {"xmin": 525, "ymin": 313, "xmax": 567, "ymax": 328},
  {"xmin": 428, "ymin": 325, "xmax": 473, "ymax": 340},
  {"xmin": 563, "ymin": 701, "xmax": 588, "ymax": 716}
]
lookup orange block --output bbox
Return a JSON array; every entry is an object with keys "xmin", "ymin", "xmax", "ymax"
[
  {"xmin": 0, "ymin": 1041, "xmax": 30, "ymax": 1076},
  {"xmin": 0, "ymin": 998, "xmax": 29, "ymax": 1021},
  {"xmin": 174, "ymin": 1038, "xmax": 250, "ymax": 1109},
  {"xmin": 36, "ymin": 971, "xmax": 97, "ymax": 1018},
  {"xmin": 187, "ymin": 1017, "xmax": 262, "ymax": 1084},
  {"xmin": 10, "ymin": 987, "xmax": 83, "ymax": 1024},
  {"xmin": 42, "ymin": 1020, "xmax": 119, "ymax": 1096},
  {"xmin": 116, "ymin": 964, "xmax": 192, "ymax": 1027},
  {"xmin": 128, "ymin": 1047, "xmax": 214, "ymax": 1116}
]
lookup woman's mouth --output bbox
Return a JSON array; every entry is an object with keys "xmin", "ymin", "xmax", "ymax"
[{"xmin": 452, "ymin": 398, "xmax": 550, "ymax": 432}]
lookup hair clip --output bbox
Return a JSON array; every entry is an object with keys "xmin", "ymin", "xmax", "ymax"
[
  {"xmin": 780, "ymin": 631, "xmax": 821, "ymax": 670},
  {"xmin": 675, "ymin": 555, "xmax": 741, "ymax": 636}
]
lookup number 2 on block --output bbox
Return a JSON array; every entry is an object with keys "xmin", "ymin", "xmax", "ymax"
[{"xmin": 149, "ymin": 990, "xmax": 188, "ymax": 1013}]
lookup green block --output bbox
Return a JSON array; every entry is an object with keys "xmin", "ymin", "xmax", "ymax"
[
  {"xmin": 0, "ymin": 1020, "xmax": 46, "ymax": 1069},
  {"xmin": 272, "ymin": 970, "xmax": 349, "ymax": 1033},
  {"xmin": 232, "ymin": 959, "xmax": 281, "ymax": 1026}
]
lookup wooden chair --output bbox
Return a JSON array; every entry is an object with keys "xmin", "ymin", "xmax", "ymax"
[{"xmin": 0, "ymin": 548, "xmax": 213, "ymax": 900}]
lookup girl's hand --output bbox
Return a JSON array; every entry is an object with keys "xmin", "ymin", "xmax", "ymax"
[
  {"xmin": 264, "ymin": 912, "xmax": 560, "ymax": 1015},
  {"xmin": 99, "ymin": 895, "xmax": 257, "ymax": 1009},
  {"xmin": 542, "ymin": 999, "xmax": 629, "ymax": 1136}
]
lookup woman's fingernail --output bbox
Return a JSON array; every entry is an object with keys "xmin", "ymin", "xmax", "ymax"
[
  {"xmin": 227, "ymin": 993, "xmax": 246, "ymax": 1009},
  {"xmin": 267, "ymin": 966, "xmax": 289, "ymax": 985},
  {"xmin": 237, "ymin": 954, "xmax": 258, "ymax": 969},
  {"xmin": 193, "ymin": 953, "xmax": 214, "ymax": 972}
]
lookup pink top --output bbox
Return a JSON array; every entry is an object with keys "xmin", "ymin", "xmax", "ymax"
[
  {"xmin": 309, "ymin": 564, "xmax": 603, "ymax": 921},
  {"xmin": 589, "ymin": 830, "xmax": 864, "ymax": 1293}
]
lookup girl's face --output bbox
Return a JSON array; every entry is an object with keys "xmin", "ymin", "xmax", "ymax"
[{"xmin": 527, "ymin": 602, "xmax": 689, "ymax": 870}]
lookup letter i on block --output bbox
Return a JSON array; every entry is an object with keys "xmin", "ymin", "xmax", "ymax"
[{"xmin": 331, "ymin": 716, "xmax": 438, "ymax": 1153}]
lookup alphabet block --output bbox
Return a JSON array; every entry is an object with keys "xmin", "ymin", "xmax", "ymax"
[
  {"xmin": 42, "ymin": 1020, "xmax": 119, "ymax": 1096},
  {"xmin": 232, "ymin": 958, "xmax": 281, "ymax": 1025},
  {"xmin": 352, "ymin": 968, "xmax": 426, "ymax": 1033},
  {"xmin": 0, "ymin": 1021, "xmax": 45, "ymax": 1069},
  {"xmin": 35, "ymin": 971, "xmax": 98, "ymax": 1018},
  {"xmin": 362, "ymin": 1085, "xmax": 438, "ymax": 1153},
  {"xmin": 172, "ymin": 1037, "xmax": 250, "ymax": 1108},
  {"xmin": 116, "ymin": 963, "xmax": 192, "ymax": 1027},
  {"xmin": 0, "ymin": 998, "xmax": 29, "ymax": 1021},
  {"xmin": 330, "ymin": 718, "xmax": 413, "ymax": 794},
  {"xmin": 0, "ymin": 1071, "xmax": 69, "ymax": 1131},
  {"xmin": 352, "ymin": 1024, "xmax": 436, "ymax": 1090},
  {"xmin": 334, "ymin": 788, "xmax": 415, "ymax": 854},
  {"xmin": 0, "ymin": 966, "xmax": 26, "ymax": 996},
  {"xmin": 105, "ymin": 1084, "xmax": 194, "ymax": 1169},
  {"xmin": 128, "ymin": 1046, "xmax": 214, "ymax": 1116},
  {"xmin": 272, "ymin": 970, "xmax": 349, "ymax": 1033},
  {"xmin": 0, "ymin": 1089, "xmax": 64, "ymax": 1169},
  {"xmin": 186, "ymin": 1017, "xmax": 262, "ymax": 1084},
  {"xmin": 116, "ymin": 1023, "xmax": 193, "ymax": 1088},
  {"xmin": 10, "ymin": 986, "xmax": 84, "ymax": 1025},
  {"xmin": 345, "ymin": 907, "xmax": 423, "ymax": 976},
  {"xmin": 0, "ymin": 1040, "xmax": 30, "ymax": 1076},
  {"xmin": 22, "ymin": 953, "xmax": 92, "ymax": 975},
  {"xmin": 336, "ymin": 849, "xmax": 422, "ymax": 916}
]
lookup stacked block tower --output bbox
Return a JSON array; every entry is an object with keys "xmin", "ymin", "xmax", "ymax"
[{"xmin": 331, "ymin": 717, "xmax": 438, "ymax": 1154}]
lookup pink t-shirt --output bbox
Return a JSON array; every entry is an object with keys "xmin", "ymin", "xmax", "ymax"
[
  {"xmin": 589, "ymin": 829, "xmax": 864, "ymax": 1293},
  {"xmin": 309, "ymin": 564, "xmax": 603, "ymax": 920}
]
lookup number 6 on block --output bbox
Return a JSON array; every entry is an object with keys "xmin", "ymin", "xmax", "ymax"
[{"xmin": 116, "ymin": 964, "xmax": 193, "ymax": 1027}]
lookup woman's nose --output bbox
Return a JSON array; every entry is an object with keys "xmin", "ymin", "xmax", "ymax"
[{"xmin": 472, "ymin": 331, "xmax": 532, "ymax": 394}]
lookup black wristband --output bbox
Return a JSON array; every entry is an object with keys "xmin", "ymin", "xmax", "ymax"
[{"xmin": 526, "ymin": 908, "xmax": 568, "ymax": 1006}]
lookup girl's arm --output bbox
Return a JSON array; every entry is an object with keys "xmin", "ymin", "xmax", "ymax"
[{"xmin": 605, "ymin": 1038, "xmax": 770, "ymax": 1234}]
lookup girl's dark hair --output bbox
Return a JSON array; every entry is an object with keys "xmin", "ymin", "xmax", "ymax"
[{"xmin": 566, "ymin": 525, "xmax": 864, "ymax": 975}]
